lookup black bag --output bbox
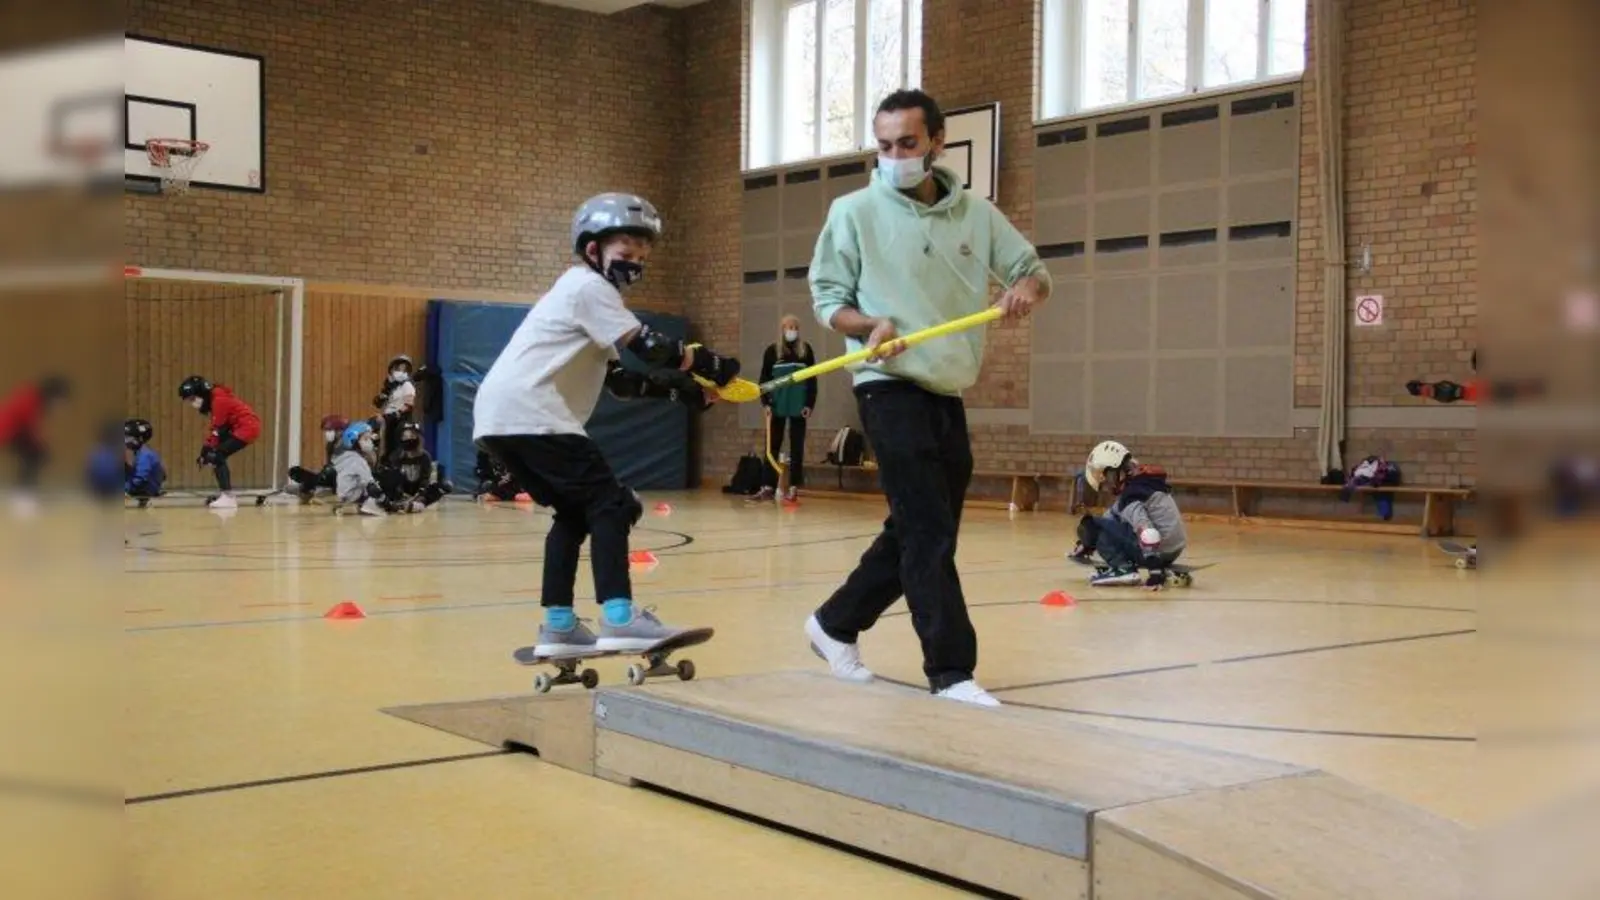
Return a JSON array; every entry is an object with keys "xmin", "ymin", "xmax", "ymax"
[
  {"xmin": 723, "ymin": 453, "xmax": 765, "ymax": 495},
  {"xmin": 825, "ymin": 427, "xmax": 866, "ymax": 467}
]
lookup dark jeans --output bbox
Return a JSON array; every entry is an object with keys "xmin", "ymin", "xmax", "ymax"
[
  {"xmin": 814, "ymin": 380, "xmax": 977, "ymax": 691},
  {"xmin": 763, "ymin": 414, "xmax": 807, "ymax": 488},
  {"xmin": 477, "ymin": 434, "xmax": 642, "ymax": 609}
]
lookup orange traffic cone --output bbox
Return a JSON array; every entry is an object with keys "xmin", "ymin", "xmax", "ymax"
[
  {"xmin": 653, "ymin": 502, "xmax": 672, "ymax": 515},
  {"xmin": 324, "ymin": 601, "xmax": 366, "ymax": 620},
  {"xmin": 1040, "ymin": 590, "xmax": 1076, "ymax": 607},
  {"xmin": 629, "ymin": 550, "xmax": 658, "ymax": 565}
]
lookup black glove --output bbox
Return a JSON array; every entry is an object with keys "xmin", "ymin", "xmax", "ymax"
[
  {"xmin": 604, "ymin": 361, "xmax": 652, "ymax": 400},
  {"xmin": 1405, "ymin": 379, "xmax": 1425, "ymax": 397},
  {"xmin": 1431, "ymin": 380, "xmax": 1464, "ymax": 403},
  {"xmin": 196, "ymin": 445, "xmax": 218, "ymax": 467},
  {"xmin": 687, "ymin": 345, "xmax": 741, "ymax": 386}
]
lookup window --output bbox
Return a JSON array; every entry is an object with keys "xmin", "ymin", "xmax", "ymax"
[
  {"xmin": 749, "ymin": 0, "xmax": 923, "ymax": 169},
  {"xmin": 1039, "ymin": 0, "xmax": 1307, "ymax": 121}
]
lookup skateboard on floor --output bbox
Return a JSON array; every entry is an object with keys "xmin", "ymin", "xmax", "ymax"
[
  {"xmin": 1067, "ymin": 553, "xmax": 1215, "ymax": 587},
  {"xmin": 512, "ymin": 627, "xmax": 714, "ymax": 694},
  {"xmin": 1438, "ymin": 540, "xmax": 1477, "ymax": 569}
]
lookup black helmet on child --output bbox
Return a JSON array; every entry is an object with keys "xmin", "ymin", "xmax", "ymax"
[
  {"xmin": 178, "ymin": 375, "xmax": 212, "ymax": 401},
  {"xmin": 125, "ymin": 418, "xmax": 153, "ymax": 448},
  {"xmin": 388, "ymin": 354, "xmax": 414, "ymax": 374}
]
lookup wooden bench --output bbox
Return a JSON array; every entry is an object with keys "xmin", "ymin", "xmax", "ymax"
[
  {"xmin": 1071, "ymin": 475, "xmax": 1473, "ymax": 538},
  {"xmin": 805, "ymin": 464, "xmax": 1048, "ymax": 512}
]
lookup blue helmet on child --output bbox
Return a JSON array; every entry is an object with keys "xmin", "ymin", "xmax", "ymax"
[{"xmin": 340, "ymin": 421, "xmax": 374, "ymax": 451}]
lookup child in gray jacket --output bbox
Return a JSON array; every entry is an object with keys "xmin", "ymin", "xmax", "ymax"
[
  {"xmin": 1070, "ymin": 440, "xmax": 1188, "ymax": 587},
  {"xmin": 332, "ymin": 421, "xmax": 389, "ymax": 517}
]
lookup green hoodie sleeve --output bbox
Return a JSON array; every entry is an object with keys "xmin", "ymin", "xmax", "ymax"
[
  {"xmin": 985, "ymin": 200, "xmax": 1053, "ymax": 297},
  {"xmin": 809, "ymin": 200, "xmax": 862, "ymax": 329}
]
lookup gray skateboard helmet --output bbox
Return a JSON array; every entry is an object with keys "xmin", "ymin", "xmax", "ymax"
[{"xmin": 571, "ymin": 193, "xmax": 663, "ymax": 254}]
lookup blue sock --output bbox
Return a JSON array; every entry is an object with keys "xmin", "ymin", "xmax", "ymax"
[
  {"xmin": 602, "ymin": 598, "xmax": 633, "ymax": 627},
  {"xmin": 544, "ymin": 606, "xmax": 576, "ymax": 632}
]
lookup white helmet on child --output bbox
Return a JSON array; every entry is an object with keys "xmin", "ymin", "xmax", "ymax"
[{"xmin": 1084, "ymin": 440, "xmax": 1131, "ymax": 489}]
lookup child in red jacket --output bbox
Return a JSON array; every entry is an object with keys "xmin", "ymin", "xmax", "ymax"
[
  {"xmin": 179, "ymin": 375, "xmax": 261, "ymax": 509},
  {"xmin": 0, "ymin": 375, "xmax": 70, "ymax": 511}
]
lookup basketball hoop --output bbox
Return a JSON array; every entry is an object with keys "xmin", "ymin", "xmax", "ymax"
[{"xmin": 146, "ymin": 138, "xmax": 210, "ymax": 194}]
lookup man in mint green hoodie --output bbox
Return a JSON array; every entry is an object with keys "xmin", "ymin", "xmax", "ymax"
[{"xmin": 802, "ymin": 89, "xmax": 1052, "ymax": 708}]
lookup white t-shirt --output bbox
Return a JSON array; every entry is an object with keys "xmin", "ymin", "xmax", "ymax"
[
  {"xmin": 472, "ymin": 267, "xmax": 642, "ymax": 438},
  {"xmin": 382, "ymin": 379, "xmax": 415, "ymax": 416}
]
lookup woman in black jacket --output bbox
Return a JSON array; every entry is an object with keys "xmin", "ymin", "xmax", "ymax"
[{"xmin": 757, "ymin": 314, "xmax": 817, "ymax": 501}]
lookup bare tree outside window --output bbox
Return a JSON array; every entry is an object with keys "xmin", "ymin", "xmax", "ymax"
[
  {"xmin": 1138, "ymin": 0, "xmax": 1188, "ymax": 100},
  {"xmin": 822, "ymin": 0, "xmax": 856, "ymax": 154},
  {"xmin": 784, "ymin": 0, "xmax": 818, "ymax": 161},
  {"xmin": 867, "ymin": 0, "xmax": 904, "ymax": 121},
  {"xmin": 1267, "ymin": 0, "xmax": 1306, "ymax": 76},
  {"xmin": 1204, "ymin": 0, "xmax": 1260, "ymax": 88},
  {"xmin": 1083, "ymin": 0, "xmax": 1130, "ymax": 110}
]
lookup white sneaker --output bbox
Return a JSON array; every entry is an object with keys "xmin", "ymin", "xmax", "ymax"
[
  {"xmin": 358, "ymin": 498, "xmax": 388, "ymax": 517},
  {"xmin": 207, "ymin": 493, "xmax": 237, "ymax": 509},
  {"xmin": 805, "ymin": 614, "xmax": 874, "ymax": 683},
  {"xmin": 936, "ymin": 680, "xmax": 1001, "ymax": 707}
]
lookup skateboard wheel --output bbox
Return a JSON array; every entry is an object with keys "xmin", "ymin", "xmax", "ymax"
[
  {"xmin": 676, "ymin": 659, "xmax": 695, "ymax": 681},
  {"xmin": 626, "ymin": 664, "xmax": 647, "ymax": 686},
  {"xmin": 533, "ymin": 673, "xmax": 553, "ymax": 694},
  {"xmin": 1455, "ymin": 558, "xmax": 1468, "ymax": 569},
  {"xmin": 580, "ymin": 668, "xmax": 600, "ymax": 689},
  {"xmin": 1175, "ymin": 572, "xmax": 1193, "ymax": 587}
]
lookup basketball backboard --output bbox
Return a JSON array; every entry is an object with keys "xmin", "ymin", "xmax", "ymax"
[
  {"xmin": 0, "ymin": 35, "xmax": 123, "ymax": 190},
  {"xmin": 124, "ymin": 35, "xmax": 265, "ymax": 193}
]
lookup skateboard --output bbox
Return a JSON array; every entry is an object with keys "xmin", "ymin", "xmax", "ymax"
[
  {"xmin": 513, "ymin": 627, "xmax": 714, "ymax": 694},
  {"xmin": 1438, "ymin": 540, "xmax": 1477, "ymax": 569},
  {"xmin": 1067, "ymin": 553, "xmax": 1215, "ymax": 587}
]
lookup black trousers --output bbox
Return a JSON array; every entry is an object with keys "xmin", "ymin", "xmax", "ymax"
[
  {"xmin": 763, "ymin": 414, "xmax": 807, "ymax": 488},
  {"xmin": 208, "ymin": 435, "xmax": 249, "ymax": 492},
  {"xmin": 477, "ymin": 434, "xmax": 642, "ymax": 609},
  {"xmin": 814, "ymin": 380, "xmax": 977, "ymax": 691},
  {"xmin": 9, "ymin": 433, "xmax": 45, "ymax": 487}
]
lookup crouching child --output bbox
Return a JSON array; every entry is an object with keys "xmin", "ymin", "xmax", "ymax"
[{"xmin": 1071, "ymin": 440, "xmax": 1187, "ymax": 587}]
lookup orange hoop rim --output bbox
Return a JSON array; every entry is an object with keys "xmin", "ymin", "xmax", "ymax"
[{"xmin": 146, "ymin": 138, "xmax": 210, "ymax": 165}]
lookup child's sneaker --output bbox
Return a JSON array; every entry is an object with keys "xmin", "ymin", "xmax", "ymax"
[
  {"xmin": 358, "ymin": 497, "xmax": 387, "ymax": 517},
  {"xmin": 534, "ymin": 619, "xmax": 600, "ymax": 656},
  {"xmin": 1089, "ymin": 565, "xmax": 1142, "ymax": 586},
  {"xmin": 596, "ymin": 606, "xmax": 682, "ymax": 652},
  {"xmin": 784, "ymin": 486, "xmax": 798, "ymax": 502},
  {"xmin": 936, "ymin": 680, "xmax": 1001, "ymax": 707},
  {"xmin": 805, "ymin": 614, "xmax": 874, "ymax": 683},
  {"xmin": 207, "ymin": 493, "xmax": 237, "ymax": 510}
]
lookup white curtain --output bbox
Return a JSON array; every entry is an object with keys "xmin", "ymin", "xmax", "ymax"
[{"xmin": 1313, "ymin": 0, "xmax": 1347, "ymax": 474}]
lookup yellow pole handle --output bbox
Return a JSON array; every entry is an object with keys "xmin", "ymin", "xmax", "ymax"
[{"xmin": 760, "ymin": 306, "xmax": 1004, "ymax": 392}]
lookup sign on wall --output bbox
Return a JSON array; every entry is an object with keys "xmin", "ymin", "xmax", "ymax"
[
  {"xmin": 940, "ymin": 102, "xmax": 999, "ymax": 203},
  {"xmin": 1354, "ymin": 294, "xmax": 1384, "ymax": 327}
]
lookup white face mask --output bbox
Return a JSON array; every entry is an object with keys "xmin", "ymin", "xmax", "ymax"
[
  {"xmin": 783, "ymin": 329, "xmax": 798, "ymax": 342},
  {"xmin": 878, "ymin": 153, "xmax": 931, "ymax": 190},
  {"xmin": 323, "ymin": 430, "xmax": 337, "ymax": 443},
  {"xmin": 188, "ymin": 397, "xmax": 204, "ymax": 410},
  {"xmin": 390, "ymin": 370, "xmax": 410, "ymax": 383}
]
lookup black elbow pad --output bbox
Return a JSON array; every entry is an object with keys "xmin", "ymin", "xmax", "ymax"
[{"xmin": 624, "ymin": 325, "xmax": 683, "ymax": 368}]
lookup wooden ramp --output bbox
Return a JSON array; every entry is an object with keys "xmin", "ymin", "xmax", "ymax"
[{"xmin": 383, "ymin": 672, "xmax": 1466, "ymax": 898}]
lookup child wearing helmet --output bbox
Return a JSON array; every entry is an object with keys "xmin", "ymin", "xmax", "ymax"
[
  {"xmin": 1072, "ymin": 440, "xmax": 1188, "ymax": 587},
  {"xmin": 179, "ymin": 375, "xmax": 260, "ymax": 510},
  {"xmin": 123, "ymin": 418, "xmax": 167, "ymax": 504},
  {"xmin": 374, "ymin": 354, "xmax": 417, "ymax": 464},
  {"xmin": 380, "ymin": 421, "xmax": 452, "ymax": 512},
  {"xmin": 286, "ymin": 413, "xmax": 350, "ymax": 502},
  {"xmin": 331, "ymin": 421, "xmax": 388, "ymax": 517},
  {"xmin": 473, "ymin": 191, "xmax": 742, "ymax": 657}
]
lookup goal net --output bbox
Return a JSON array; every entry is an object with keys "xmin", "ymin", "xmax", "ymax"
[{"xmin": 124, "ymin": 271, "xmax": 294, "ymax": 495}]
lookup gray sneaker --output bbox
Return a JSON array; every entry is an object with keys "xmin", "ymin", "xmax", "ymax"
[
  {"xmin": 596, "ymin": 606, "xmax": 681, "ymax": 652},
  {"xmin": 534, "ymin": 619, "xmax": 600, "ymax": 657}
]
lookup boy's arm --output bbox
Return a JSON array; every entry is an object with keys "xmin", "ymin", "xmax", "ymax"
[{"xmin": 1116, "ymin": 499, "xmax": 1155, "ymax": 534}]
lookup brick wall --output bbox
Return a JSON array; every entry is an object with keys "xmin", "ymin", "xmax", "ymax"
[
  {"xmin": 125, "ymin": 0, "xmax": 688, "ymax": 312},
  {"xmin": 684, "ymin": 0, "xmax": 1475, "ymax": 490}
]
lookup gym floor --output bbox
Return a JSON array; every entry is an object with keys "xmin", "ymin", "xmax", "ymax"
[{"xmin": 122, "ymin": 492, "xmax": 1477, "ymax": 898}]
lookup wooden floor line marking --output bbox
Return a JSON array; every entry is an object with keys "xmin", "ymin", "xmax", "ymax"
[{"xmin": 124, "ymin": 750, "xmax": 512, "ymax": 805}]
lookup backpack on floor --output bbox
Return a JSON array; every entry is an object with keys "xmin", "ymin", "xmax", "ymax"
[{"xmin": 723, "ymin": 452, "xmax": 765, "ymax": 495}]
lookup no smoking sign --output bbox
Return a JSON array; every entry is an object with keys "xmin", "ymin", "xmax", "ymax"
[{"xmin": 1354, "ymin": 294, "xmax": 1384, "ymax": 327}]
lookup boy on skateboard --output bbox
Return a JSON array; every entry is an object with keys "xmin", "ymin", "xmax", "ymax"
[
  {"xmin": 473, "ymin": 192, "xmax": 741, "ymax": 658},
  {"xmin": 1071, "ymin": 440, "xmax": 1188, "ymax": 587}
]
